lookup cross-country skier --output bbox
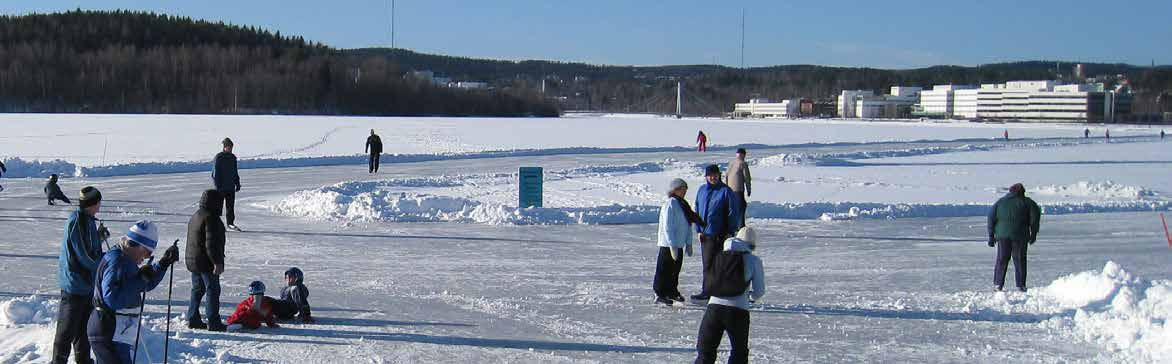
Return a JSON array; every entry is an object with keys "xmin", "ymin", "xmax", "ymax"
[
  {"xmin": 212, "ymin": 138, "xmax": 241, "ymax": 231},
  {"xmin": 988, "ymin": 183, "xmax": 1041, "ymax": 292},
  {"xmin": 365, "ymin": 129, "xmax": 383, "ymax": 173}
]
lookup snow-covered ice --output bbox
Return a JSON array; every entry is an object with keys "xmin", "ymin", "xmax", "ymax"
[{"xmin": 1, "ymin": 114, "xmax": 1169, "ymax": 363}]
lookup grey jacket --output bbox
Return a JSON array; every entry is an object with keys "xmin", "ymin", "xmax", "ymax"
[{"xmin": 726, "ymin": 157, "xmax": 751, "ymax": 195}]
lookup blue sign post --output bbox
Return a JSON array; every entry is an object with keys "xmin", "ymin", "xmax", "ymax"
[{"xmin": 518, "ymin": 167, "xmax": 543, "ymax": 208}]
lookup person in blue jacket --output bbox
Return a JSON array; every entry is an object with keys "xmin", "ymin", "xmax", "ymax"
[
  {"xmin": 52, "ymin": 186, "xmax": 106, "ymax": 364},
  {"xmin": 87, "ymin": 220, "xmax": 179, "ymax": 364},
  {"xmin": 212, "ymin": 138, "xmax": 241, "ymax": 230},
  {"xmin": 691, "ymin": 164, "xmax": 743, "ymax": 302}
]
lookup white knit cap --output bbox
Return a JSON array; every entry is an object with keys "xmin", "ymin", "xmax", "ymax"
[
  {"xmin": 125, "ymin": 220, "xmax": 159, "ymax": 252},
  {"xmin": 667, "ymin": 178, "xmax": 688, "ymax": 195},
  {"xmin": 735, "ymin": 226, "xmax": 758, "ymax": 247}
]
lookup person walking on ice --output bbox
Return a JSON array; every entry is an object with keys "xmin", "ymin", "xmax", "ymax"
[
  {"xmin": 694, "ymin": 227, "xmax": 765, "ymax": 364},
  {"xmin": 212, "ymin": 138, "xmax": 241, "ymax": 231},
  {"xmin": 45, "ymin": 174, "xmax": 72, "ymax": 205},
  {"xmin": 654, "ymin": 178, "xmax": 704, "ymax": 306},
  {"xmin": 988, "ymin": 183, "xmax": 1041, "ymax": 292},
  {"xmin": 185, "ymin": 189, "xmax": 229, "ymax": 332},
  {"xmin": 696, "ymin": 130, "xmax": 708, "ymax": 152},
  {"xmin": 365, "ymin": 129, "xmax": 383, "ymax": 173},
  {"xmin": 87, "ymin": 220, "xmax": 179, "ymax": 364},
  {"xmin": 726, "ymin": 148, "xmax": 752, "ymax": 227},
  {"xmin": 692, "ymin": 164, "xmax": 743, "ymax": 302}
]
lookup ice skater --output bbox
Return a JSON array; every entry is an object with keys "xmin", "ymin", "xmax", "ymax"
[
  {"xmin": 365, "ymin": 129, "xmax": 383, "ymax": 173},
  {"xmin": 654, "ymin": 178, "xmax": 704, "ymax": 306},
  {"xmin": 696, "ymin": 130, "xmax": 708, "ymax": 152},
  {"xmin": 226, "ymin": 281, "xmax": 280, "ymax": 331},
  {"xmin": 988, "ymin": 183, "xmax": 1041, "ymax": 292},
  {"xmin": 87, "ymin": 220, "xmax": 179, "ymax": 364},
  {"xmin": 694, "ymin": 227, "xmax": 765, "ymax": 364},
  {"xmin": 45, "ymin": 174, "xmax": 72, "ymax": 205},
  {"xmin": 692, "ymin": 165, "xmax": 743, "ymax": 302},
  {"xmin": 185, "ymin": 189, "xmax": 228, "ymax": 332},
  {"xmin": 212, "ymin": 138, "xmax": 241, "ymax": 231},
  {"xmin": 274, "ymin": 267, "xmax": 314, "ymax": 322}
]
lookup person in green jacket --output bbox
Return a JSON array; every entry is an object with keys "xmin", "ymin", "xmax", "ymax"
[{"xmin": 987, "ymin": 183, "xmax": 1041, "ymax": 292}]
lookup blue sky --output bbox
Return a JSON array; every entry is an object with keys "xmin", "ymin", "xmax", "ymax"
[{"xmin": 3, "ymin": 0, "xmax": 1169, "ymax": 69}]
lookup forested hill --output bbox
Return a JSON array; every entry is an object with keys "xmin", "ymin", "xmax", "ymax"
[{"xmin": 0, "ymin": 10, "xmax": 558, "ymax": 116}]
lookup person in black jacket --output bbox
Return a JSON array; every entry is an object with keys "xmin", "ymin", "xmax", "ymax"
[
  {"xmin": 365, "ymin": 129, "xmax": 383, "ymax": 173},
  {"xmin": 212, "ymin": 138, "xmax": 241, "ymax": 230},
  {"xmin": 274, "ymin": 267, "xmax": 314, "ymax": 323},
  {"xmin": 45, "ymin": 174, "xmax": 72, "ymax": 205},
  {"xmin": 185, "ymin": 189, "xmax": 228, "ymax": 331}
]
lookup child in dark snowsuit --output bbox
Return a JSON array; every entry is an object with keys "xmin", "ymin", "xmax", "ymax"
[
  {"xmin": 274, "ymin": 267, "xmax": 314, "ymax": 323},
  {"xmin": 226, "ymin": 281, "xmax": 280, "ymax": 331},
  {"xmin": 44, "ymin": 174, "xmax": 71, "ymax": 205}
]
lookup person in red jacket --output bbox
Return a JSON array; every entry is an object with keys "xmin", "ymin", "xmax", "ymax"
[
  {"xmin": 226, "ymin": 281, "xmax": 279, "ymax": 331},
  {"xmin": 696, "ymin": 130, "xmax": 708, "ymax": 152}
]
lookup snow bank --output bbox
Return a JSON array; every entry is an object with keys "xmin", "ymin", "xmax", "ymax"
[
  {"xmin": 0, "ymin": 295, "xmax": 56, "ymax": 326},
  {"xmin": 1031, "ymin": 181, "xmax": 1156, "ymax": 201}
]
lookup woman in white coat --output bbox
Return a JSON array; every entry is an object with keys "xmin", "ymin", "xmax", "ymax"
[{"xmin": 654, "ymin": 178, "xmax": 705, "ymax": 306}]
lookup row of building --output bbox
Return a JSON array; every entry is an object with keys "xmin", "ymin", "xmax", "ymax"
[{"xmin": 734, "ymin": 80, "xmax": 1134, "ymax": 123}]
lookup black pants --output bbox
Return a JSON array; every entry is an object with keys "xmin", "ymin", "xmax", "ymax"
[
  {"xmin": 653, "ymin": 247, "xmax": 684, "ymax": 298},
  {"xmin": 994, "ymin": 239, "xmax": 1028, "ymax": 289},
  {"xmin": 223, "ymin": 191, "xmax": 236, "ymax": 226},
  {"xmin": 699, "ymin": 234, "xmax": 725, "ymax": 292},
  {"xmin": 368, "ymin": 153, "xmax": 381, "ymax": 173},
  {"xmin": 695, "ymin": 304, "xmax": 750, "ymax": 364},
  {"xmin": 52, "ymin": 292, "xmax": 94, "ymax": 364},
  {"xmin": 734, "ymin": 191, "xmax": 747, "ymax": 228}
]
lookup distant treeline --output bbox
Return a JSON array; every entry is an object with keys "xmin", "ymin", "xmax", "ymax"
[{"xmin": 0, "ymin": 10, "xmax": 559, "ymax": 116}]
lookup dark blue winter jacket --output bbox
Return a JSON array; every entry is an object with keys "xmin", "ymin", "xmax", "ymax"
[
  {"xmin": 58, "ymin": 208, "xmax": 103, "ymax": 296},
  {"xmin": 694, "ymin": 181, "xmax": 742, "ymax": 238},
  {"xmin": 212, "ymin": 151, "xmax": 240, "ymax": 193},
  {"xmin": 93, "ymin": 248, "xmax": 166, "ymax": 311}
]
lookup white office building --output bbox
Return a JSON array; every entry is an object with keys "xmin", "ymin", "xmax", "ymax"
[
  {"xmin": 846, "ymin": 87, "xmax": 920, "ymax": 119},
  {"xmin": 950, "ymin": 80, "xmax": 1129, "ymax": 122},
  {"xmin": 917, "ymin": 85, "xmax": 977, "ymax": 118},
  {"xmin": 837, "ymin": 90, "xmax": 873, "ymax": 118},
  {"xmin": 733, "ymin": 98, "xmax": 800, "ymax": 118}
]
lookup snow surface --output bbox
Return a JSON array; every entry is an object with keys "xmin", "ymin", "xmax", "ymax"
[{"xmin": 1, "ymin": 114, "xmax": 1170, "ymax": 363}]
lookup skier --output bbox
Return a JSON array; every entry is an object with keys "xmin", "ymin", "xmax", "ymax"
[
  {"xmin": 212, "ymin": 138, "xmax": 241, "ymax": 231},
  {"xmin": 87, "ymin": 220, "xmax": 179, "ymax": 364},
  {"xmin": 692, "ymin": 165, "xmax": 743, "ymax": 302},
  {"xmin": 696, "ymin": 131, "xmax": 708, "ymax": 152},
  {"xmin": 726, "ymin": 148, "xmax": 752, "ymax": 227},
  {"xmin": 0, "ymin": 160, "xmax": 6, "ymax": 192},
  {"xmin": 185, "ymin": 189, "xmax": 228, "ymax": 332},
  {"xmin": 274, "ymin": 267, "xmax": 315, "ymax": 322},
  {"xmin": 988, "ymin": 183, "xmax": 1041, "ymax": 292},
  {"xmin": 694, "ymin": 227, "xmax": 765, "ymax": 364},
  {"xmin": 52, "ymin": 186, "xmax": 104, "ymax": 364},
  {"xmin": 45, "ymin": 174, "xmax": 72, "ymax": 205},
  {"xmin": 654, "ymin": 179, "xmax": 704, "ymax": 306},
  {"xmin": 365, "ymin": 129, "xmax": 383, "ymax": 173},
  {"xmin": 226, "ymin": 281, "xmax": 280, "ymax": 331}
]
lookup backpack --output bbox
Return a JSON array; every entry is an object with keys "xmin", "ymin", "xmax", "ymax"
[{"xmin": 704, "ymin": 251, "xmax": 749, "ymax": 297}]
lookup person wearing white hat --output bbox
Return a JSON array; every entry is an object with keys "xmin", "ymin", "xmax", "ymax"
[
  {"xmin": 695, "ymin": 226, "xmax": 765, "ymax": 364},
  {"xmin": 654, "ymin": 178, "xmax": 705, "ymax": 306},
  {"xmin": 87, "ymin": 220, "xmax": 179, "ymax": 364}
]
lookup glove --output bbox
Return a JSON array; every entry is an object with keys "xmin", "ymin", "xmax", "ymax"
[
  {"xmin": 685, "ymin": 244, "xmax": 693, "ymax": 257},
  {"xmin": 138, "ymin": 265, "xmax": 157, "ymax": 282},
  {"xmin": 987, "ymin": 238, "xmax": 995, "ymax": 247},
  {"xmin": 158, "ymin": 245, "xmax": 179, "ymax": 268},
  {"xmin": 97, "ymin": 223, "xmax": 111, "ymax": 242},
  {"xmin": 235, "ymin": 184, "xmax": 241, "ymax": 192}
]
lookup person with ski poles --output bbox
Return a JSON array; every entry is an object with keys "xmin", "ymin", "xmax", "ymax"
[
  {"xmin": 52, "ymin": 186, "xmax": 106, "ymax": 364},
  {"xmin": 87, "ymin": 220, "xmax": 180, "ymax": 364}
]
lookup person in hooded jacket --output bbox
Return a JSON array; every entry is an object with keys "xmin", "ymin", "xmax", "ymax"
[
  {"xmin": 988, "ymin": 183, "xmax": 1041, "ymax": 292},
  {"xmin": 87, "ymin": 220, "xmax": 179, "ymax": 364},
  {"xmin": 185, "ymin": 189, "xmax": 228, "ymax": 331},
  {"xmin": 694, "ymin": 227, "xmax": 765, "ymax": 364},
  {"xmin": 45, "ymin": 174, "xmax": 72, "ymax": 205},
  {"xmin": 654, "ymin": 178, "xmax": 705, "ymax": 306},
  {"xmin": 274, "ymin": 267, "xmax": 314, "ymax": 322}
]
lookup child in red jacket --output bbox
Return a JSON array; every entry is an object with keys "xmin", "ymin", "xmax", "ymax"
[{"xmin": 226, "ymin": 281, "xmax": 279, "ymax": 331}]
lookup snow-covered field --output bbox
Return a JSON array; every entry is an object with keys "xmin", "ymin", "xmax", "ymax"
[{"xmin": 1, "ymin": 114, "xmax": 1169, "ymax": 363}]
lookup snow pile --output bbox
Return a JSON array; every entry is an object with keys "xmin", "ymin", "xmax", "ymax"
[
  {"xmin": 1030, "ymin": 181, "xmax": 1155, "ymax": 201},
  {"xmin": 0, "ymin": 295, "xmax": 56, "ymax": 326}
]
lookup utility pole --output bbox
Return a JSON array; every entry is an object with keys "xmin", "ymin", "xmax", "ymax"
[
  {"xmin": 740, "ymin": 8, "xmax": 745, "ymax": 69},
  {"xmin": 676, "ymin": 81, "xmax": 683, "ymax": 118},
  {"xmin": 390, "ymin": 0, "xmax": 396, "ymax": 49}
]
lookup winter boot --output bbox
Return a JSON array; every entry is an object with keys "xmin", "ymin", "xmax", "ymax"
[
  {"xmin": 188, "ymin": 320, "xmax": 207, "ymax": 330},
  {"xmin": 207, "ymin": 322, "xmax": 228, "ymax": 332},
  {"xmin": 655, "ymin": 297, "xmax": 674, "ymax": 306}
]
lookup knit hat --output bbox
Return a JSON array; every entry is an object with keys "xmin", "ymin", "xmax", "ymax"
[
  {"xmin": 667, "ymin": 178, "xmax": 688, "ymax": 195},
  {"xmin": 79, "ymin": 186, "xmax": 102, "ymax": 208},
  {"xmin": 704, "ymin": 164, "xmax": 721, "ymax": 176},
  {"xmin": 125, "ymin": 220, "xmax": 159, "ymax": 252},
  {"xmin": 735, "ymin": 226, "xmax": 758, "ymax": 249},
  {"xmin": 247, "ymin": 281, "xmax": 266, "ymax": 295},
  {"xmin": 222, "ymin": 137, "xmax": 234, "ymax": 147}
]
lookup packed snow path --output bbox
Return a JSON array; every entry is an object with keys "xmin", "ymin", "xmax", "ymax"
[{"xmin": 2, "ymin": 139, "xmax": 1170, "ymax": 362}]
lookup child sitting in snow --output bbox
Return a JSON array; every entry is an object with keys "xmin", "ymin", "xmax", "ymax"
[
  {"xmin": 274, "ymin": 267, "xmax": 315, "ymax": 323},
  {"xmin": 226, "ymin": 281, "xmax": 280, "ymax": 331}
]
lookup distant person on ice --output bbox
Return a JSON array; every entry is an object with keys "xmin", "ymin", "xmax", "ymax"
[
  {"xmin": 987, "ymin": 183, "xmax": 1041, "ymax": 292},
  {"xmin": 1105, "ymin": 129, "xmax": 1110, "ymax": 142},
  {"xmin": 0, "ymin": 160, "xmax": 6, "ymax": 192},
  {"xmin": 1003, "ymin": 129, "xmax": 1009, "ymax": 141},
  {"xmin": 1084, "ymin": 128, "xmax": 1090, "ymax": 138},
  {"xmin": 365, "ymin": 129, "xmax": 383, "ymax": 173},
  {"xmin": 274, "ymin": 267, "xmax": 314, "ymax": 322},
  {"xmin": 692, "ymin": 164, "xmax": 743, "ymax": 302},
  {"xmin": 1162, "ymin": 130, "xmax": 1166, "ymax": 140},
  {"xmin": 45, "ymin": 174, "xmax": 72, "ymax": 205},
  {"xmin": 226, "ymin": 281, "xmax": 280, "ymax": 331},
  {"xmin": 654, "ymin": 178, "xmax": 704, "ymax": 306},
  {"xmin": 185, "ymin": 189, "xmax": 229, "ymax": 332},
  {"xmin": 696, "ymin": 130, "xmax": 708, "ymax": 152},
  {"xmin": 87, "ymin": 220, "xmax": 179, "ymax": 364},
  {"xmin": 212, "ymin": 138, "xmax": 241, "ymax": 231},
  {"xmin": 52, "ymin": 186, "xmax": 104, "ymax": 364},
  {"xmin": 694, "ymin": 227, "xmax": 765, "ymax": 364},
  {"xmin": 726, "ymin": 148, "xmax": 752, "ymax": 227}
]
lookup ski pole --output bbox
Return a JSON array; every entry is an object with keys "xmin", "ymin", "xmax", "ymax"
[
  {"xmin": 163, "ymin": 241, "xmax": 177, "ymax": 364},
  {"xmin": 133, "ymin": 256, "xmax": 154, "ymax": 364},
  {"xmin": 1161, "ymin": 213, "xmax": 1171, "ymax": 247}
]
